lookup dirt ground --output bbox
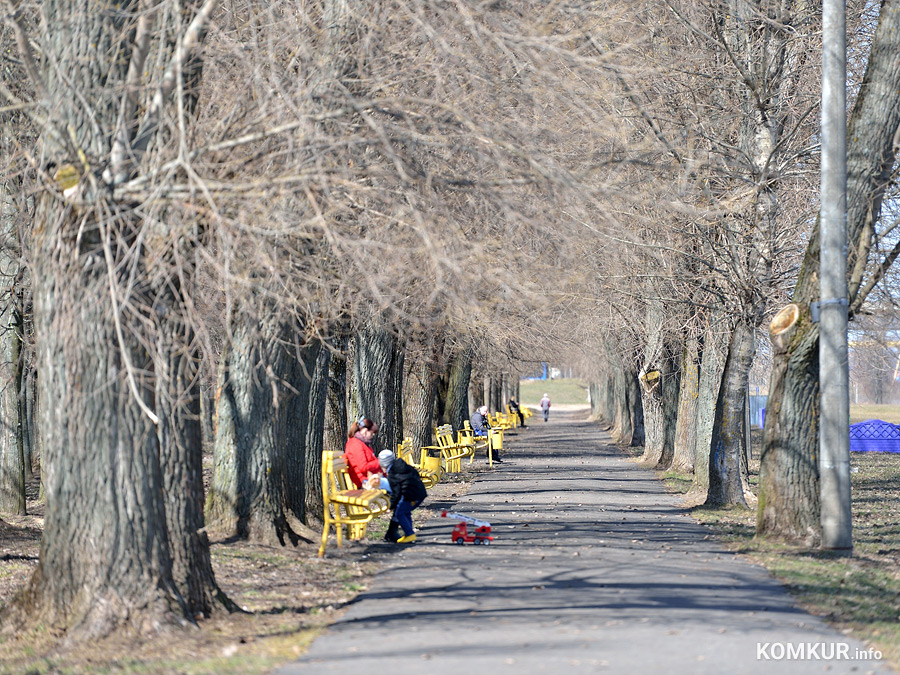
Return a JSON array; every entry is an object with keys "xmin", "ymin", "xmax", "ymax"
[{"xmin": 0, "ymin": 461, "xmax": 486, "ymax": 674}]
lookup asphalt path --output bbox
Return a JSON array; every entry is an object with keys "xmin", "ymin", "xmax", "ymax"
[{"xmin": 279, "ymin": 410, "xmax": 891, "ymax": 675}]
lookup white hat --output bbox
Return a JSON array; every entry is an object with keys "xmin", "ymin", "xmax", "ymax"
[{"xmin": 378, "ymin": 449, "xmax": 395, "ymax": 471}]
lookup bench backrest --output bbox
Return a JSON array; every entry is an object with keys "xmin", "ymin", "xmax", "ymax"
[
  {"xmin": 434, "ymin": 424, "xmax": 454, "ymax": 448},
  {"xmin": 397, "ymin": 437, "xmax": 416, "ymax": 464},
  {"xmin": 322, "ymin": 450, "xmax": 349, "ymax": 501}
]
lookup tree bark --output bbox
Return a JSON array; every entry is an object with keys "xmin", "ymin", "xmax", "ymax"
[
  {"xmin": 402, "ymin": 347, "xmax": 438, "ymax": 450},
  {"xmin": 352, "ymin": 325, "xmax": 403, "ymax": 455},
  {"xmin": 672, "ymin": 332, "xmax": 700, "ymax": 473},
  {"xmin": 640, "ymin": 338, "xmax": 680, "ymax": 468},
  {"xmin": 446, "ymin": 348, "xmax": 473, "ymax": 430},
  {"xmin": 693, "ymin": 320, "xmax": 726, "ymax": 492},
  {"xmin": 706, "ymin": 321, "xmax": 755, "ymax": 506},
  {"xmin": 759, "ymin": 0, "xmax": 900, "ymax": 541},
  {"xmin": 0, "ymin": 179, "xmax": 23, "ymax": 515},
  {"xmin": 303, "ymin": 344, "xmax": 330, "ymax": 522},
  {"xmin": 156, "ymin": 313, "xmax": 230, "ymax": 617},
  {"xmin": 282, "ymin": 338, "xmax": 322, "ymax": 524},
  {"xmin": 206, "ymin": 319, "xmax": 299, "ymax": 546},
  {"xmin": 323, "ymin": 338, "xmax": 349, "ymax": 456},
  {"xmin": 16, "ymin": 200, "xmax": 185, "ymax": 638}
]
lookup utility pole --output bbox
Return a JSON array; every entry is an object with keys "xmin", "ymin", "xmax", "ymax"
[{"xmin": 819, "ymin": 0, "xmax": 852, "ymax": 552}]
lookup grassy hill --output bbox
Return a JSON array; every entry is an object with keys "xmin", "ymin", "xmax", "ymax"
[{"xmin": 519, "ymin": 378, "xmax": 590, "ymax": 406}]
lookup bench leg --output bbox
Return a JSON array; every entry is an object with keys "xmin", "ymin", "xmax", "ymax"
[{"xmin": 318, "ymin": 509, "xmax": 332, "ymax": 557}]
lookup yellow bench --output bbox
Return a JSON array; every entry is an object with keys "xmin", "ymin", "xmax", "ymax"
[
  {"xmin": 397, "ymin": 437, "xmax": 442, "ymax": 488},
  {"xmin": 428, "ymin": 424, "xmax": 474, "ymax": 473},
  {"xmin": 487, "ymin": 412, "xmax": 515, "ymax": 431},
  {"xmin": 318, "ymin": 450, "xmax": 390, "ymax": 557}
]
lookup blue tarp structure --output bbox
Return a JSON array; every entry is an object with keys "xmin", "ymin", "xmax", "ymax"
[{"xmin": 849, "ymin": 419, "xmax": 900, "ymax": 453}]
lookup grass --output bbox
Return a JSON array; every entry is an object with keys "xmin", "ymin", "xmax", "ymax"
[
  {"xmin": 851, "ymin": 404, "xmax": 900, "ymax": 424},
  {"xmin": 519, "ymin": 378, "xmax": 590, "ymax": 406},
  {"xmin": 662, "ymin": 451, "xmax": 900, "ymax": 668}
]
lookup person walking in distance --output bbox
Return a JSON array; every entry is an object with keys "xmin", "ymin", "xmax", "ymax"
[{"xmin": 540, "ymin": 393, "xmax": 551, "ymax": 422}]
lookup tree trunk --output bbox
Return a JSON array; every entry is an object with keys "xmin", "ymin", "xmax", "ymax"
[
  {"xmin": 206, "ymin": 319, "xmax": 299, "ymax": 546},
  {"xmin": 706, "ymin": 321, "xmax": 755, "ymax": 506},
  {"xmin": 758, "ymin": 304, "xmax": 822, "ymax": 543},
  {"xmin": 156, "ymin": 314, "xmax": 230, "ymax": 617},
  {"xmin": 403, "ymin": 348, "xmax": 438, "ymax": 450},
  {"xmin": 20, "ymin": 360, "xmax": 35, "ymax": 481},
  {"xmin": 324, "ymin": 337, "xmax": 349, "ymax": 457},
  {"xmin": 672, "ymin": 333, "xmax": 700, "ymax": 473},
  {"xmin": 303, "ymin": 344, "xmax": 330, "ymax": 522},
  {"xmin": 759, "ymin": 0, "xmax": 900, "ymax": 541},
  {"xmin": 446, "ymin": 348, "xmax": 473, "ymax": 430},
  {"xmin": 640, "ymin": 340, "xmax": 680, "ymax": 468},
  {"xmin": 16, "ymin": 201, "xmax": 185, "ymax": 638},
  {"xmin": 0, "ymin": 201, "xmax": 23, "ymax": 515},
  {"xmin": 353, "ymin": 326, "xmax": 403, "ymax": 455},
  {"xmin": 693, "ymin": 320, "xmax": 726, "ymax": 492},
  {"xmin": 283, "ymin": 338, "xmax": 322, "ymax": 523}
]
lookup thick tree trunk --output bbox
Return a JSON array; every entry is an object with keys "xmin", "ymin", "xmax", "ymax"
[
  {"xmin": 15, "ymin": 202, "xmax": 185, "ymax": 638},
  {"xmin": 303, "ymin": 345, "xmax": 330, "ymax": 522},
  {"xmin": 672, "ymin": 333, "xmax": 700, "ymax": 473},
  {"xmin": 402, "ymin": 348, "xmax": 438, "ymax": 450},
  {"xmin": 3, "ymin": 0, "xmax": 222, "ymax": 639},
  {"xmin": 706, "ymin": 321, "xmax": 755, "ymax": 506},
  {"xmin": 639, "ymin": 340, "xmax": 680, "ymax": 468},
  {"xmin": 283, "ymin": 339, "xmax": 322, "ymax": 523},
  {"xmin": 759, "ymin": 0, "xmax": 900, "ymax": 541},
  {"xmin": 156, "ymin": 316, "xmax": 229, "ymax": 617},
  {"xmin": 323, "ymin": 337, "xmax": 349, "ymax": 457},
  {"xmin": 693, "ymin": 321, "xmax": 726, "ymax": 492},
  {"xmin": 353, "ymin": 326, "xmax": 403, "ymax": 455},
  {"xmin": 446, "ymin": 348, "xmax": 473, "ymax": 430},
  {"xmin": 758, "ymin": 304, "xmax": 821, "ymax": 543},
  {"xmin": 206, "ymin": 320, "xmax": 299, "ymax": 546},
  {"xmin": 0, "ymin": 144, "xmax": 24, "ymax": 515}
]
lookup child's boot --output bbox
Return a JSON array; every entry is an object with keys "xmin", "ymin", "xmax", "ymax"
[
  {"xmin": 384, "ymin": 519, "xmax": 401, "ymax": 543},
  {"xmin": 396, "ymin": 533, "xmax": 417, "ymax": 543}
]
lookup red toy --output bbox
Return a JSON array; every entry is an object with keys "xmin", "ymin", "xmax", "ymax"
[{"xmin": 441, "ymin": 510, "xmax": 494, "ymax": 545}]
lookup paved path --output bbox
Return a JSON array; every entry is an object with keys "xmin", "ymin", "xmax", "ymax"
[{"xmin": 280, "ymin": 411, "xmax": 890, "ymax": 674}]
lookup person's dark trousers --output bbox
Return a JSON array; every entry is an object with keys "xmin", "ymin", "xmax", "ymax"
[
  {"xmin": 543, "ymin": 409, "xmax": 549, "ymax": 422},
  {"xmin": 394, "ymin": 497, "xmax": 420, "ymax": 536},
  {"xmin": 517, "ymin": 411, "xmax": 526, "ymax": 427}
]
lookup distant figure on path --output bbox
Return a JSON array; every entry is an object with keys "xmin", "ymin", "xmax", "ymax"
[{"xmin": 540, "ymin": 393, "xmax": 551, "ymax": 422}]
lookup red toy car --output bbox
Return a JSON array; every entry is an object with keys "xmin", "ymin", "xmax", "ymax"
[{"xmin": 442, "ymin": 510, "xmax": 494, "ymax": 545}]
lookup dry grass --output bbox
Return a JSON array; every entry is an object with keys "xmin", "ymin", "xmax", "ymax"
[{"xmin": 851, "ymin": 404, "xmax": 900, "ymax": 424}]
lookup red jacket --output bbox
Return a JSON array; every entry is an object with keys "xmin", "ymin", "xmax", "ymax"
[{"xmin": 344, "ymin": 436, "xmax": 382, "ymax": 488}]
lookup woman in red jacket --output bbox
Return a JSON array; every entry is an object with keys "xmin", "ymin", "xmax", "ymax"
[{"xmin": 344, "ymin": 417, "xmax": 385, "ymax": 489}]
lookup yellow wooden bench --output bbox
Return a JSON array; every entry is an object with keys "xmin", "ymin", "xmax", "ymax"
[
  {"xmin": 461, "ymin": 420, "xmax": 489, "ymax": 454},
  {"xmin": 397, "ymin": 437, "xmax": 442, "ymax": 488},
  {"xmin": 318, "ymin": 450, "xmax": 391, "ymax": 557},
  {"xmin": 428, "ymin": 424, "xmax": 474, "ymax": 473},
  {"xmin": 487, "ymin": 411, "xmax": 515, "ymax": 432}
]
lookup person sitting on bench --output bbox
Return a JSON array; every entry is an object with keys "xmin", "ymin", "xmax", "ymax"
[{"xmin": 470, "ymin": 405, "xmax": 490, "ymax": 437}]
